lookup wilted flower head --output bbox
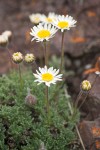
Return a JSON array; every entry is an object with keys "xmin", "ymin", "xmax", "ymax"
[
  {"xmin": 2, "ymin": 30, "xmax": 12, "ymax": 41},
  {"xmin": 25, "ymin": 88, "xmax": 37, "ymax": 106},
  {"xmin": 12, "ymin": 52, "xmax": 23, "ymax": 64},
  {"xmin": 0, "ymin": 34, "xmax": 8, "ymax": 47},
  {"xmin": 52, "ymin": 15, "xmax": 77, "ymax": 32},
  {"xmin": 29, "ymin": 13, "xmax": 44, "ymax": 24},
  {"xmin": 81, "ymin": 80, "xmax": 91, "ymax": 91},
  {"xmin": 30, "ymin": 23, "xmax": 58, "ymax": 42},
  {"xmin": 33, "ymin": 66, "xmax": 63, "ymax": 87},
  {"xmin": 24, "ymin": 53, "xmax": 35, "ymax": 63},
  {"xmin": 41, "ymin": 12, "xmax": 57, "ymax": 24}
]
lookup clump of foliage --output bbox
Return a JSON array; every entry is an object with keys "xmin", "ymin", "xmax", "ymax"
[{"xmin": 0, "ymin": 70, "xmax": 79, "ymax": 150}]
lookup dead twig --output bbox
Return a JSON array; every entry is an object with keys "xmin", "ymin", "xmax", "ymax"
[{"xmin": 64, "ymin": 86, "xmax": 86, "ymax": 150}]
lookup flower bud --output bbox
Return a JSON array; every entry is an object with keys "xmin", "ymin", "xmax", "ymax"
[
  {"xmin": 2, "ymin": 30, "xmax": 12, "ymax": 42},
  {"xmin": 24, "ymin": 53, "xmax": 35, "ymax": 64},
  {"xmin": 12, "ymin": 52, "xmax": 23, "ymax": 64},
  {"xmin": 81, "ymin": 80, "xmax": 91, "ymax": 91},
  {"xmin": 25, "ymin": 94, "xmax": 37, "ymax": 106},
  {"xmin": 0, "ymin": 34, "xmax": 8, "ymax": 47},
  {"xmin": 25, "ymin": 88, "xmax": 37, "ymax": 106},
  {"xmin": 29, "ymin": 13, "xmax": 42, "ymax": 24}
]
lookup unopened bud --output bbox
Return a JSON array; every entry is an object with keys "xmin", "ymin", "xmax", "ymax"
[
  {"xmin": 29, "ymin": 13, "xmax": 41, "ymax": 24},
  {"xmin": 24, "ymin": 53, "xmax": 35, "ymax": 64},
  {"xmin": 12, "ymin": 52, "xmax": 23, "ymax": 64},
  {"xmin": 81, "ymin": 80, "xmax": 91, "ymax": 91}
]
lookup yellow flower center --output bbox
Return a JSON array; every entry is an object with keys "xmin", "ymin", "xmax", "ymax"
[
  {"xmin": 58, "ymin": 21, "xmax": 69, "ymax": 28},
  {"xmin": 42, "ymin": 73, "xmax": 53, "ymax": 82},
  {"xmin": 46, "ymin": 17, "xmax": 52, "ymax": 23},
  {"xmin": 37, "ymin": 30, "xmax": 51, "ymax": 39}
]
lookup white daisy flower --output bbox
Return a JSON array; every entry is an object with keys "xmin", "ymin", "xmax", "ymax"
[
  {"xmin": 30, "ymin": 23, "xmax": 58, "ymax": 42},
  {"xmin": 33, "ymin": 66, "xmax": 63, "ymax": 87},
  {"xmin": 41, "ymin": 12, "xmax": 57, "ymax": 24},
  {"xmin": 52, "ymin": 15, "xmax": 77, "ymax": 32},
  {"xmin": 29, "ymin": 13, "xmax": 45, "ymax": 24}
]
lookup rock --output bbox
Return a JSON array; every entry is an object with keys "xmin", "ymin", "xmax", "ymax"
[
  {"xmin": 79, "ymin": 118, "xmax": 100, "ymax": 150},
  {"xmin": 0, "ymin": 0, "xmax": 100, "ymax": 73},
  {"xmin": 0, "ymin": 0, "xmax": 100, "ymax": 58}
]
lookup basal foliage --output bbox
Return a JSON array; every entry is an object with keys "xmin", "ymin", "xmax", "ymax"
[{"xmin": 0, "ymin": 71, "xmax": 79, "ymax": 150}]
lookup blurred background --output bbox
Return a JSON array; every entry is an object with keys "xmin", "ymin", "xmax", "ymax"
[
  {"xmin": 0, "ymin": 1, "xmax": 100, "ymax": 147},
  {"xmin": 0, "ymin": 0, "xmax": 100, "ymax": 96}
]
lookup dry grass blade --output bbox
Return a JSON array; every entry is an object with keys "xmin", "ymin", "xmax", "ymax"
[{"xmin": 64, "ymin": 86, "xmax": 86, "ymax": 150}]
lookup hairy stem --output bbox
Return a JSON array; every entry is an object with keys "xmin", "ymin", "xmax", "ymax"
[
  {"xmin": 45, "ymin": 86, "xmax": 50, "ymax": 125},
  {"xmin": 44, "ymin": 41, "xmax": 50, "ymax": 124},
  {"xmin": 60, "ymin": 31, "xmax": 65, "ymax": 73},
  {"xmin": 75, "ymin": 89, "xmax": 83, "ymax": 107},
  {"xmin": 78, "ymin": 94, "xmax": 88, "ymax": 109},
  {"xmin": 6, "ymin": 47, "xmax": 13, "ymax": 69},
  {"xmin": 18, "ymin": 64, "xmax": 23, "ymax": 90},
  {"xmin": 44, "ymin": 41, "xmax": 48, "ymax": 66}
]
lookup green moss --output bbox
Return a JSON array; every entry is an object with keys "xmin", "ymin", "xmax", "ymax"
[{"xmin": 0, "ymin": 70, "xmax": 79, "ymax": 150}]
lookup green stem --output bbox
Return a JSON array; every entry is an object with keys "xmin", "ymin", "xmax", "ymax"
[
  {"xmin": 75, "ymin": 89, "xmax": 83, "ymax": 107},
  {"xmin": 53, "ymin": 32, "xmax": 65, "ymax": 103},
  {"xmin": 78, "ymin": 94, "xmax": 88, "ymax": 109},
  {"xmin": 46, "ymin": 86, "xmax": 49, "ymax": 112},
  {"xmin": 6, "ymin": 47, "xmax": 13, "ymax": 69},
  {"xmin": 45, "ymin": 86, "xmax": 50, "ymax": 124},
  {"xmin": 44, "ymin": 41, "xmax": 50, "ymax": 124},
  {"xmin": 44, "ymin": 41, "xmax": 48, "ymax": 66},
  {"xmin": 18, "ymin": 64, "xmax": 23, "ymax": 90},
  {"xmin": 60, "ymin": 31, "xmax": 65, "ymax": 73}
]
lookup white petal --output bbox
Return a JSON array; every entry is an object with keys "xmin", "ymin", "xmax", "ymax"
[{"xmin": 45, "ymin": 82, "xmax": 50, "ymax": 87}]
